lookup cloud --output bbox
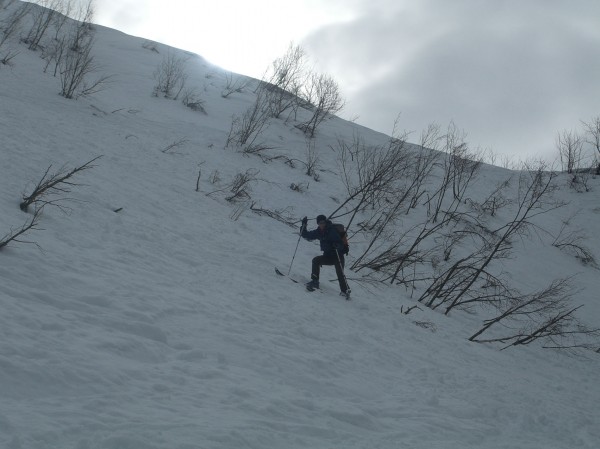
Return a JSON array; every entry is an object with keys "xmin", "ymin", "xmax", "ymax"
[
  {"xmin": 94, "ymin": 0, "xmax": 151, "ymax": 33},
  {"xmin": 94, "ymin": 0, "xmax": 353, "ymax": 80},
  {"xmin": 302, "ymin": 0, "xmax": 600, "ymax": 161}
]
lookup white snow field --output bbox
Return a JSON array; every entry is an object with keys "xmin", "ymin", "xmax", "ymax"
[{"xmin": 1, "ymin": 3, "xmax": 599, "ymax": 448}]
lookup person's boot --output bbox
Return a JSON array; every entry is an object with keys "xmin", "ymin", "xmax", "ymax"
[{"xmin": 306, "ymin": 279, "xmax": 319, "ymax": 291}]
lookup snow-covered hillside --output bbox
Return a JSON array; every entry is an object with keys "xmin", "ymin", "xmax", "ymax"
[{"xmin": 1, "ymin": 3, "xmax": 599, "ymax": 448}]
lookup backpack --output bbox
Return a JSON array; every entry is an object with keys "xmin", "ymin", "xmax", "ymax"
[{"xmin": 333, "ymin": 223, "xmax": 350, "ymax": 255}]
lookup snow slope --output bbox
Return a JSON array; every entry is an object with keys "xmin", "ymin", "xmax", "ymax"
[{"xmin": 1, "ymin": 4, "xmax": 599, "ymax": 448}]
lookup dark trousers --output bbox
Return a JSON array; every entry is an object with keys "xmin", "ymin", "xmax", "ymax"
[{"xmin": 311, "ymin": 253, "xmax": 348, "ymax": 293}]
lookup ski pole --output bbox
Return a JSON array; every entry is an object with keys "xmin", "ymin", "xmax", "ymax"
[
  {"xmin": 288, "ymin": 230, "xmax": 303, "ymax": 275},
  {"xmin": 335, "ymin": 248, "xmax": 351, "ymax": 293}
]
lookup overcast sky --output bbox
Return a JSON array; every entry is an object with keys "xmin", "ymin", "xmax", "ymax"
[{"xmin": 94, "ymin": 0, "xmax": 600, "ymax": 164}]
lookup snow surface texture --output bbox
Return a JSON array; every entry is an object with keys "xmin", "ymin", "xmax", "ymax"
[{"xmin": 1, "ymin": 3, "xmax": 599, "ymax": 449}]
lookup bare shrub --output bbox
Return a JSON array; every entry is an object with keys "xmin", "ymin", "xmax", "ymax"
[
  {"xmin": 581, "ymin": 116, "xmax": 600, "ymax": 175},
  {"xmin": 142, "ymin": 40, "xmax": 159, "ymax": 53},
  {"xmin": 238, "ymin": 143, "xmax": 277, "ymax": 162},
  {"xmin": 68, "ymin": 0, "xmax": 94, "ymax": 49},
  {"xmin": 400, "ymin": 304, "xmax": 422, "ymax": 315},
  {"xmin": 556, "ymin": 129, "xmax": 583, "ymax": 175},
  {"xmin": 0, "ymin": 1, "xmax": 29, "ymax": 46},
  {"xmin": 552, "ymin": 219, "xmax": 597, "ymax": 267},
  {"xmin": 296, "ymin": 72, "xmax": 344, "ymax": 137},
  {"xmin": 0, "ymin": 1, "xmax": 30, "ymax": 64},
  {"xmin": 161, "ymin": 138, "xmax": 188, "ymax": 154},
  {"xmin": 333, "ymin": 127, "xmax": 423, "ymax": 277},
  {"xmin": 50, "ymin": 0, "xmax": 73, "ymax": 40},
  {"xmin": 226, "ymin": 169, "xmax": 259, "ymax": 202},
  {"xmin": 466, "ymin": 178, "xmax": 513, "ymax": 218},
  {"xmin": 332, "ymin": 120, "xmax": 493, "ymax": 296},
  {"xmin": 20, "ymin": 156, "xmax": 102, "ymax": 212},
  {"xmin": 58, "ymin": 24, "xmax": 111, "ymax": 99},
  {"xmin": 221, "ymin": 71, "xmax": 253, "ymax": 98},
  {"xmin": 413, "ymin": 321, "xmax": 437, "ymax": 332},
  {"xmin": 420, "ymin": 162, "xmax": 563, "ymax": 315},
  {"xmin": 469, "ymin": 278, "xmax": 600, "ymax": 352},
  {"xmin": 333, "ymin": 123, "xmax": 413, "ymax": 232},
  {"xmin": 259, "ymin": 42, "xmax": 307, "ymax": 119},
  {"xmin": 22, "ymin": 0, "xmax": 61, "ymax": 51},
  {"xmin": 153, "ymin": 50, "xmax": 188, "ymax": 99},
  {"xmin": 250, "ymin": 203, "xmax": 296, "ymax": 227},
  {"xmin": 408, "ymin": 123, "xmax": 443, "ymax": 210},
  {"xmin": 39, "ymin": 1, "xmax": 89, "ymax": 75},
  {"xmin": 429, "ymin": 122, "xmax": 482, "ymax": 223},
  {"xmin": 226, "ymin": 89, "xmax": 270, "ymax": 148},
  {"xmin": 206, "ymin": 169, "xmax": 260, "ymax": 203},
  {"xmin": 289, "ymin": 182, "xmax": 309, "ymax": 193},
  {"xmin": 181, "ymin": 88, "xmax": 206, "ymax": 113},
  {"xmin": 346, "ymin": 122, "xmax": 481, "ymax": 288},
  {"xmin": 555, "ymin": 125, "xmax": 594, "ymax": 191},
  {"xmin": 571, "ymin": 165, "xmax": 593, "ymax": 193}
]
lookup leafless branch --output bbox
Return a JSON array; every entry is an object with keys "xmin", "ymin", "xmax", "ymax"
[
  {"xmin": 161, "ymin": 138, "xmax": 188, "ymax": 154},
  {"xmin": 20, "ymin": 155, "xmax": 102, "ymax": 212},
  {"xmin": 249, "ymin": 203, "xmax": 296, "ymax": 227},
  {"xmin": 552, "ymin": 220, "xmax": 597, "ymax": 268},
  {"xmin": 0, "ymin": 208, "xmax": 43, "ymax": 250},
  {"xmin": 153, "ymin": 50, "xmax": 188, "ymax": 99},
  {"xmin": 221, "ymin": 71, "xmax": 253, "ymax": 98}
]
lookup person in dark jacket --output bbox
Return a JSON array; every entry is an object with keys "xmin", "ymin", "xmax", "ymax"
[{"xmin": 301, "ymin": 214, "xmax": 349, "ymax": 297}]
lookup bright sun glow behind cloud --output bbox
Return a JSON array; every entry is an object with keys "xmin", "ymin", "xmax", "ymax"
[{"xmin": 95, "ymin": 0, "xmax": 354, "ymax": 77}]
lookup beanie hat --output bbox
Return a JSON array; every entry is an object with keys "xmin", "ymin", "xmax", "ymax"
[{"xmin": 316, "ymin": 214, "xmax": 327, "ymax": 224}]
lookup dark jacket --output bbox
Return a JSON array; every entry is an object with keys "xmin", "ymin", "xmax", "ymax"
[{"xmin": 301, "ymin": 220, "xmax": 345, "ymax": 257}]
